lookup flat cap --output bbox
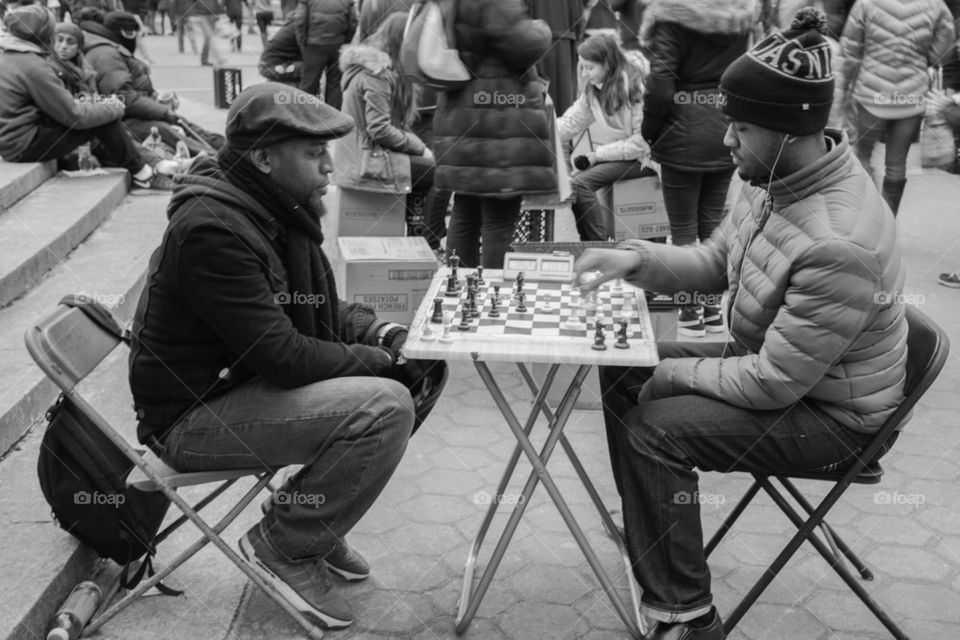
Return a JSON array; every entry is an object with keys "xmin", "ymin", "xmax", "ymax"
[{"xmin": 225, "ymin": 82, "xmax": 355, "ymax": 151}]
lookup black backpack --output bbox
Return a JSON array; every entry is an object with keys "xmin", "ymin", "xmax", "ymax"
[{"xmin": 35, "ymin": 297, "xmax": 176, "ymax": 591}]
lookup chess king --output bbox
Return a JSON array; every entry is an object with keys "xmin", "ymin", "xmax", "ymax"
[{"xmin": 573, "ymin": 8, "xmax": 906, "ymax": 639}]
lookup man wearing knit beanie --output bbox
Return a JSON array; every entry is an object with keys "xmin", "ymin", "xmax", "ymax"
[{"xmin": 574, "ymin": 9, "xmax": 907, "ymax": 639}]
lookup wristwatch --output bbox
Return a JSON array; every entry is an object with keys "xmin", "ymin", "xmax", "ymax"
[{"xmin": 376, "ymin": 323, "xmax": 407, "ymax": 365}]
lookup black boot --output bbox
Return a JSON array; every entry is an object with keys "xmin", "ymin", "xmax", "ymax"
[{"xmin": 881, "ymin": 178, "xmax": 907, "ymax": 216}]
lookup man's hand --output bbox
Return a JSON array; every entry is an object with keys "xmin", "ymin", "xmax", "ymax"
[{"xmin": 573, "ymin": 248, "xmax": 643, "ymax": 294}]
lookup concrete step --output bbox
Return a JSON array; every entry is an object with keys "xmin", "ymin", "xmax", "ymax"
[
  {"xmin": 0, "ymin": 170, "xmax": 129, "ymax": 310},
  {"xmin": 0, "ymin": 192, "xmax": 170, "ymax": 640},
  {"xmin": 0, "ymin": 161, "xmax": 57, "ymax": 213}
]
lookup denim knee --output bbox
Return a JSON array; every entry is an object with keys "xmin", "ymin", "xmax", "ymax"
[{"xmin": 366, "ymin": 377, "xmax": 416, "ymax": 441}]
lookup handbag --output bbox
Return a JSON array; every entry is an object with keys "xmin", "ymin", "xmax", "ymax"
[
  {"xmin": 360, "ymin": 144, "xmax": 397, "ymax": 186},
  {"xmin": 921, "ymin": 68, "xmax": 956, "ymax": 169}
]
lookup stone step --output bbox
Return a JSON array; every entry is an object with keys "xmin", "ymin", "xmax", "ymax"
[
  {"xmin": 0, "ymin": 160, "xmax": 57, "ymax": 213},
  {"xmin": 0, "ymin": 191, "xmax": 170, "ymax": 640},
  {"xmin": 0, "ymin": 170, "xmax": 129, "ymax": 310}
]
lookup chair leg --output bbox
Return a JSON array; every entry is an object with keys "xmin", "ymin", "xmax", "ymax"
[
  {"xmin": 723, "ymin": 476, "xmax": 909, "ymax": 640},
  {"xmin": 155, "ymin": 477, "xmax": 243, "ymax": 545},
  {"xmin": 777, "ymin": 478, "xmax": 873, "ymax": 580},
  {"xmin": 704, "ymin": 480, "xmax": 762, "ymax": 557}
]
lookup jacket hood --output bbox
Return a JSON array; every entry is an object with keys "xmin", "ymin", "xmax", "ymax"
[
  {"xmin": 640, "ymin": 0, "xmax": 757, "ymax": 43},
  {"xmin": 0, "ymin": 33, "xmax": 47, "ymax": 54},
  {"xmin": 3, "ymin": 5, "xmax": 54, "ymax": 46},
  {"xmin": 339, "ymin": 43, "xmax": 393, "ymax": 88},
  {"xmin": 80, "ymin": 23, "xmax": 124, "ymax": 52}
]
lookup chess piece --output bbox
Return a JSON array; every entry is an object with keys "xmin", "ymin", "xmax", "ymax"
[
  {"xmin": 449, "ymin": 250, "xmax": 460, "ymax": 288},
  {"xmin": 439, "ymin": 311, "xmax": 454, "ymax": 343},
  {"xmin": 612, "ymin": 278, "xmax": 623, "ymax": 293},
  {"xmin": 592, "ymin": 316, "xmax": 607, "ymax": 350},
  {"xmin": 445, "ymin": 274, "xmax": 459, "ymax": 297},
  {"xmin": 541, "ymin": 294, "xmax": 553, "ymax": 313},
  {"xmin": 476, "ymin": 266, "xmax": 485, "ymax": 285},
  {"xmin": 615, "ymin": 319, "xmax": 629, "ymax": 349},
  {"xmin": 516, "ymin": 290, "xmax": 527, "ymax": 313},
  {"xmin": 422, "ymin": 322, "xmax": 436, "ymax": 341},
  {"xmin": 458, "ymin": 305, "xmax": 471, "ymax": 331},
  {"xmin": 431, "ymin": 298, "xmax": 444, "ymax": 323},
  {"xmin": 516, "ymin": 271, "xmax": 525, "ymax": 294},
  {"xmin": 488, "ymin": 292, "xmax": 500, "ymax": 318}
]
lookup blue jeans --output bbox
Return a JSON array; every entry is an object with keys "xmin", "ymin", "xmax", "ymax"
[
  {"xmin": 446, "ymin": 194, "xmax": 522, "ymax": 269},
  {"xmin": 160, "ymin": 375, "xmax": 415, "ymax": 562},
  {"xmin": 570, "ymin": 160, "xmax": 655, "ymax": 241},
  {"xmin": 854, "ymin": 104, "xmax": 923, "ymax": 182},
  {"xmin": 599, "ymin": 341, "xmax": 874, "ymax": 623},
  {"xmin": 659, "ymin": 166, "xmax": 734, "ymax": 246}
]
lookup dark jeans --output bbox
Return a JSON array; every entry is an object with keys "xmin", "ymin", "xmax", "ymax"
[
  {"xmin": 659, "ymin": 166, "xmax": 734, "ymax": 246},
  {"xmin": 161, "ymin": 375, "xmax": 414, "ymax": 561},
  {"xmin": 854, "ymin": 104, "xmax": 923, "ymax": 182},
  {"xmin": 446, "ymin": 193, "xmax": 522, "ymax": 269},
  {"xmin": 599, "ymin": 341, "xmax": 874, "ymax": 623},
  {"xmin": 300, "ymin": 43, "xmax": 343, "ymax": 110},
  {"xmin": 17, "ymin": 117, "xmax": 143, "ymax": 174},
  {"xmin": 571, "ymin": 160, "xmax": 654, "ymax": 241},
  {"xmin": 409, "ymin": 153, "xmax": 451, "ymax": 251}
]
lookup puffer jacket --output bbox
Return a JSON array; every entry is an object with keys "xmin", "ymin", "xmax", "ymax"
[
  {"xmin": 621, "ymin": 130, "xmax": 907, "ymax": 433},
  {"xmin": 432, "ymin": 0, "xmax": 554, "ymax": 197},
  {"xmin": 81, "ymin": 23, "xmax": 175, "ymax": 122},
  {"xmin": 639, "ymin": 0, "xmax": 755, "ymax": 171},
  {"xmin": 0, "ymin": 35, "xmax": 124, "ymax": 161},
  {"xmin": 841, "ymin": 0, "xmax": 956, "ymax": 110},
  {"xmin": 332, "ymin": 43, "xmax": 426, "ymax": 193},
  {"xmin": 295, "ymin": 0, "xmax": 356, "ymax": 47}
]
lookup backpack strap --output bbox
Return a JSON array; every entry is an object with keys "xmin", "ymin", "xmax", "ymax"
[
  {"xmin": 58, "ymin": 294, "xmax": 130, "ymax": 345},
  {"xmin": 120, "ymin": 556, "xmax": 184, "ymax": 596}
]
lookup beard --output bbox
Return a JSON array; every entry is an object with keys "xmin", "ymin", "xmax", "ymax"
[{"xmin": 303, "ymin": 188, "xmax": 328, "ymax": 220}]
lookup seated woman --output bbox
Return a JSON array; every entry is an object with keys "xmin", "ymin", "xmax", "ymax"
[
  {"xmin": 50, "ymin": 23, "xmax": 98, "ymax": 96},
  {"xmin": 332, "ymin": 13, "xmax": 448, "ymax": 241},
  {"xmin": 556, "ymin": 34, "xmax": 655, "ymax": 241},
  {"xmin": 0, "ymin": 5, "xmax": 164, "ymax": 188},
  {"xmin": 79, "ymin": 10, "xmax": 223, "ymax": 155}
]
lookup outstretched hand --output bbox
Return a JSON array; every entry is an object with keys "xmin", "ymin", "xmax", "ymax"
[{"xmin": 573, "ymin": 249, "xmax": 642, "ymax": 295}]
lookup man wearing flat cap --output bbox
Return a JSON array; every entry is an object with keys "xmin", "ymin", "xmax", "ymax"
[
  {"xmin": 129, "ymin": 82, "xmax": 445, "ymax": 630},
  {"xmin": 573, "ymin": 9, "xmax": 906, "ymax": 639}
]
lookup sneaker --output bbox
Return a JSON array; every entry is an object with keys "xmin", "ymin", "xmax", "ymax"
[
  {"xmin": 239, "ymin": 526, "xmax": 354, "ymax": 629},
  {"xmin": 938, "ymin": 272, "xmax": 960, "ymax": 288},
  {"xmin": 677, "ymin": 306, "xmax": 705, "ymax": 338},
  {"xmin": 325, "ymin": 541, "xmax": 370, "ymax": 581},
  {"xmin": 132, "ymin": 166, "xmax": 176, "ymax": 191},
  {"xmin": 645, "ymin": 607, "xmax": 723, "ymax": 639},
  {"xmin": 702, "ymin": 305, "xmax": 724, "ymax": 333}
]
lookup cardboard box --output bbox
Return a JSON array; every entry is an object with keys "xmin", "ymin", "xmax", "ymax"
[
  {"xmin": 610, "ymin": 176, "xmax": 670, "ymax": 240},
  {"xmin": 337, "ymin": 187, "xmax": 407, "ymax": 237},
  {"xmin": 335, "ymin": 236, "xmax": 438, "ymax": 325}
]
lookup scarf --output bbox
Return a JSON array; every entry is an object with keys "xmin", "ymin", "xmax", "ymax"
[{"xmin": 217, "ymin": 144, "xmax": 340, "ymax": 341}]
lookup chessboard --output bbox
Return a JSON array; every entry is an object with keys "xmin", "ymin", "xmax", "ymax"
[{"xmin": 404, "ymin": 268, "xmax": 659, "ymax": 367}]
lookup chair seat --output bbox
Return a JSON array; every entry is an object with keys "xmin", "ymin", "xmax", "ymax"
[
  {"xmin": 779, "ymin": 461, "xmax": 884, "ymax": 484},
  {"xmin": 127, "ymin": 450, "xmax": 268, "ymax": 491}
]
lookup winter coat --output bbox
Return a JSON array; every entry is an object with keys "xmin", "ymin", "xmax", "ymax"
[
  {"xmin": 942, "ymin": 0, "xmax": 960, "ymax": 90},
  {"xmin": 332, "ymin": 43, "xmax": 425, "ymax": 193},
  {"xmin": 259, "ymin": 20, "xmax": 303, "ymax": 83},
  {"xmin": 639, "ymin": 0, "xmax": 755, "ymax": 171},
  {"xmin": 0, "ymin": 35, "xmax": 124, "ymax": 161},
  {"xmin": 584, "ymin": 0, "xmax": 617, "ymax": 32},
  {"xmin": 841, "ymin": 0, "xmax": 956, "ymax": 113},
  {"xmin": 295, "ymin": 0, "xmax": 356, "ymax": 47},
  {"xmin": 356, "ymin": 0, "xmax": 414, "ymax": 41},
  {"xmin": 621, "ymin": 131, "xmax": 907, "ymax": 433},
  {"xmin": 81, "ymin": 24, "xmax": 176, "ymax": 122},
  {"xmin": 129, "ymin": 156, "xmax": 396, "ymax": 442},
  {"xmin": 527, "ymin": 0, "xmax": 582, "ymax": 114},
  {"xmin": 432, "ymin": 0, "xmax": 555, "ymax": 197}
]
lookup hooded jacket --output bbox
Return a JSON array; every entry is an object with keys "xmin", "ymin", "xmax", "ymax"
[
  {"xmin": 640, "ymin": 0, "xmax": 756, "ymax": 171},
  {"xmin": 294, "ymin": 0, "xmax": 356, "ymax": 47},
  {"xmin": 620, "ymin": 131, "xmax": 907, "ymax": 432},
  {"xmin": 81, "ymin": 22, "xmax": 176, "ymax": 122},
  {"xmin": 129, "ymin": 156, "xmax": 396, "ymax": 443},
  {"xmin": 432, "ymin": 0, "xmax": 555, "ymax": 197},
  {"xmin": 332, "ymin": 43, "xmax": 425, "ymax": 194},
  {"xmin": 0, "ymin": 35, "xmax": 125, "ymax": 161}
]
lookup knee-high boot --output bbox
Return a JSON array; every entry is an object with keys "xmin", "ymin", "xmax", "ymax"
[{"xmin": 881, "ymin": 178, "xmax": 907, "ymax": 216}]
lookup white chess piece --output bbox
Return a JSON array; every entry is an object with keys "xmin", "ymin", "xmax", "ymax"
[
  {"xmin": 439, "ymin": 311, "xmax": 455, "ymax": 343},
  {"xmin": 421, "ymin": 321, "xmax": 436, "ymax": 341}
]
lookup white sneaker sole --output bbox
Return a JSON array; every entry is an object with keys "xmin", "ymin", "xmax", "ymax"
[
  {"xmin": 704, "ymin": 324, "xmax": 725, "ymax": 333},
  {"xmin": 239, "ymin": 534, "xmax": 353, "ymax": 629},
  {"xmin": 677, "ymin": 327, "xmax": 706, "ymax": 338}
]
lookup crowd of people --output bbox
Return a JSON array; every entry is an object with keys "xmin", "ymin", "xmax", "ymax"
[{"xmin": 0, "ymin": 1, "xmax": 958, "ymax": 639}]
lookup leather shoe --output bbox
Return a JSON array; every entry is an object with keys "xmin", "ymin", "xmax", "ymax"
[{"xmin": 645, "ymin": 608, "xmax": 724, "ymax": 639}]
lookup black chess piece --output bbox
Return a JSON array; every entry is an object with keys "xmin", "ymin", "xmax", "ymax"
[
  {"xmin": 431, "ymin": 298, "xmax": 444, "ymax": 323},
  {"xmin": 488, "ymin": 292, "xmax": 500, "ymax": 318},
  {"xmin": 458, "ymin": 304, "xmax": 471, "ymax": 331},
  {"xmin": 615, "ymin": 319, "xmax": 629, "ymax": 349},
  {"xmin": 444, "ymin": 273, "xmax": 459, "ymax": 298},
  {"xmin": 592, "ymin": 318, "xmax": 607, "ymax": 350},
  {"xmin": 449, "ymin": 250, "xmax": 461, "ymax": 289},
  {"xmin": 516, "ymin": 271, "xmax": 524, "ymax": 293},
  {"xmin": 516, "ymin": 290, "xmax": 527, "ymax": 313},
  {"xmin": 476, "ymin": 266, "xmax": 485, "ymax": 285}
]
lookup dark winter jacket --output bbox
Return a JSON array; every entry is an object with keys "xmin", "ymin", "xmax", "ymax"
[
  {"xmin": 259, "ymin": 20, "xmax": 303, "ymax": 83},
  {"xmin": 81, "ymin": 23, "xmax": 176, "ymax": 122},
  {"xmin": 0, "ymin": 35, "xmax": 125, "ymax": 161},
  {"xmin": 295, "ymin": 0, "xmax": 357, "ymax": 47},
  {"xmin": 639, "ymin": 0, "xmax": 755, "ymax": 171},
  {"xmin": 432, "ymin": 0, "xmax": 555, "ymax": 197},
  {"xmin": 129, "ymin": 157, "xmax": 396, "ymax": 443}
]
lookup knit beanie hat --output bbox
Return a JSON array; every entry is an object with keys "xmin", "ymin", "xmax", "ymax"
[
  {"xmin": 103, "ymin": 11, "xmax": 139, "ymax": 53},
  {"xmin": 55, "ymin": 22, "xmax": 85, "ymax": 50},
  {"xmin": 3, "ymin": 5, "xmax": 55, "ymax": 46},
  {"xmin": 720, "ymin": 7, "xmax": 834, "ymax": 135}
]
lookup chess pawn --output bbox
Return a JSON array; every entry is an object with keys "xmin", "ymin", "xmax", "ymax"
[
  {"xmin": 592, "ymin": 315, "xmax": 607, "ymax": 350},
  {"xmin": 615, "ymin": 320, "xmax": 629, "ymax": 349},
  {"xmin": 421, "ymin": 322, "xmax": 436, "ymax": 341},
  {"xmin": 439, "ymin": 311, "xmax": 455, "ymax": 343}
]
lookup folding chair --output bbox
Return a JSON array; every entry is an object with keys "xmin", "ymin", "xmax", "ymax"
[
  {"xmin": 705, "ymin": 305, "xmax": 949, "ymax": 639},
  {"xmin": 25, "ymin": 302, "xmax": 325, "ymax": 639}
]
